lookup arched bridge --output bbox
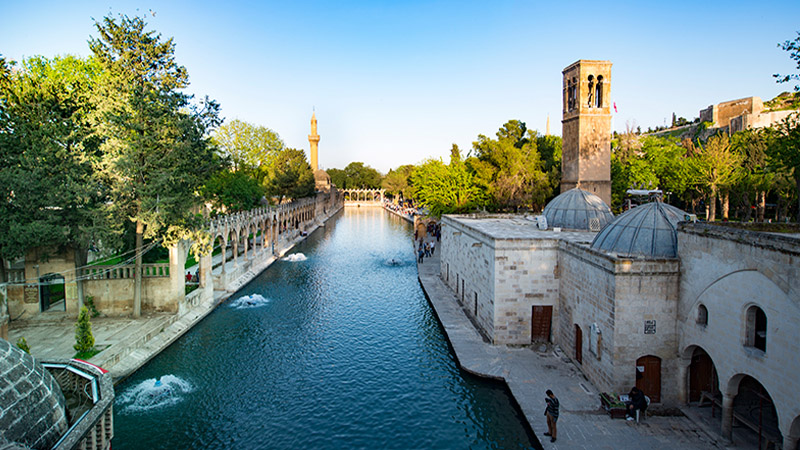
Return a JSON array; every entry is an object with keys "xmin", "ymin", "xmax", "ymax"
[{"xmin": 342, "ymin": 189, "xmax": 385, "ymax": 205}]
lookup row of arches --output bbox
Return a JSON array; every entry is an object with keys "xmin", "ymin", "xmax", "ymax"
[
  {"xmin": 564, "ymin": 74, "xmax": 606, "ymax": 112},
  {"xmin": 342, "ymin": 189, "xmax": 385, "ymax": 203}
]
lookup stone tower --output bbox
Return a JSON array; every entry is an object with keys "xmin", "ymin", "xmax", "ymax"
[
  {"xmin": 561, "ymin": 60, "xmax": 612, "ymax": 205},
  {"xmin": 308, "ymin": 111, "xmax": 320, "ymax": 172}
]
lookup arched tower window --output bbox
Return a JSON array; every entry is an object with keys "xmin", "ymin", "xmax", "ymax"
[
  {"xmin": 595, "ymin": 75, "xmax": 604, "ymax": 108},
  {"xmin": 745, "ymin": 305, "xmax": 767, "ymax": 352},
  {"xmin": 696, "ymin": 304, "xmax": 708, "ymax": 326},
  {"xmin": 587, "ymin": 75, "xmax": 595, "ymax": 108}
]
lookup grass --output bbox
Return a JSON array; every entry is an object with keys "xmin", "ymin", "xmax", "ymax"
[{"xmin": 73, "ymin": 348, "xmax": 102, "ymax": 360}]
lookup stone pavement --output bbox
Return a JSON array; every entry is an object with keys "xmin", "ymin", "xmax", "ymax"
[{"xmin": 415, "ymin": 233, "xmax": 723, "ymax": 450}]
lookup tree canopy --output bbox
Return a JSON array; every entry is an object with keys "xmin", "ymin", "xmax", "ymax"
[{"xmin": 212, "ymin": 119, "xmax": 284, "ymax": 182}]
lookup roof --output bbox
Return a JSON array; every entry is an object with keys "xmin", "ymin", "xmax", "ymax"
[
  {"xmin": 542, "ymin": 188, "xmax": 614, "ymax": 231},
  {"xmin": 591, "ymin": 201, "xmax": 687, "ymax": 258}
]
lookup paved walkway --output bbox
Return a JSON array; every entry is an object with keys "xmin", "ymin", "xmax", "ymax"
[
  {"xmin": 415, "ymin": 233, "xmax": 722, "ymax": 450},
  {"xmin": 8, "ymin": 209, "xmax": 341, "ymax": 383}
]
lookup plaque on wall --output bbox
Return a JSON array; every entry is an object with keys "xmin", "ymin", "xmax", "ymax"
[
  {"xmin": 644, "ymin": 320, "xmax": 656, "ymax": 335},
  {"xmin": 24, "ymin": 285, "xmax": 39, "ymax": 304}
]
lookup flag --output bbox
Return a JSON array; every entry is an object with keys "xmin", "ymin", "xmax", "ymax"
[{"xmin": 613, "ymin": 102, "xmax": 618, "ymax": 113}]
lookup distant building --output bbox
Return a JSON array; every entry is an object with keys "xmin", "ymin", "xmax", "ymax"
[{"xmin": 699, "ymin": 96, "xmax": 798, "ymax": 133}]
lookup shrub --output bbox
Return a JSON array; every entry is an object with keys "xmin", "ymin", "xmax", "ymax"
[
  {"xmin": 73, "ymin": 306, "xmax": 95, "ymax": 353},
  {"xmin": 16, "ymin": 337, "xmax": 30, "ymax": 353}
]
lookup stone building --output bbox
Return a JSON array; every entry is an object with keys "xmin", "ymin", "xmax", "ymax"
[
  {"xmin": 437, "ymin": 59, "xmax": 800, "ymax": 448},
  {"xmin": 699, "ymin": 95, "xmax": 799, "ymax": 133}
]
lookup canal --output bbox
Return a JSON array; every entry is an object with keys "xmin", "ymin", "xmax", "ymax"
[{"xmin": 113, "ymin": 208, "xmax": 537, "ymax": 449}]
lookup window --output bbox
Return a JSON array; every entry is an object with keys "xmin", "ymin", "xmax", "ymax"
[
  {"xmin": 745, "ymin": 305, "xmax": 767, "ymax": 352},
  {"xmin": 595, "ymin": 75, "xmax": 604, "ymax": 108},
  {"xmin": 697, "ymin": 304, "xmax": 708, "ymax": 326},
  {"xmin": 587, "ymin": 75, "xmax": 595, "ymax": 108}
]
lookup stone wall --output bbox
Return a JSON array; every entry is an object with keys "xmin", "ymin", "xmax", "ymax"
[
  {"xmin": 559, "ymin": 241, "xmax": 680, "ymax": 404},
  {"xmin": 677, "ymin": 223, "xmax": 800, "ymax": 439}
]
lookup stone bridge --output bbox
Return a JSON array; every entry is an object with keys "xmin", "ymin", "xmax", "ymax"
[{"xmin": 342, "ymin": 189, "xmax": 385, "ymax": 205}]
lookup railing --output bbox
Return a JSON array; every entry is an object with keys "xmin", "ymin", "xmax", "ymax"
[
  {"xmin": 79, "ymin": 263, "xmax": 170, "ymax": 280},
  {"xmin": 3, "ymin": 269, "xmax": 25, "ymax": 283}
]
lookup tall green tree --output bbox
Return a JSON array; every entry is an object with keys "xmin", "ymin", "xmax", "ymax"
[
  {"xmin": 688, "ymin": 134, "xmax": 743, "ymax": 221},
  {"xmin": 0, "ymin": 54, "xmax": 108, "ymax": 305},
  {"xmin": 471, "ymin": 121, "xmax": 550, "ymax": 211},
  {"xmin": 213, "ymin": 119, "xmax": 284, "ymax": 181},
  {"xmin": 411, "ymin": 147, "xmax": 486, "ymax": 217},
  {"xmin": 265, "ymin": 148, "xmax": 315, "ymax": 200},
  {"xmin": 774, "ymin": 31, "xmax": 800, "ymax": 96},
  {"xmin": 90, "ymin": 14, "xmax": 221, "ymax": 317},
  {"xmin": 202, "ymin": 169, "xmax": 265, "ymax": 212},
  {"xmin": 769, "ymin": 113, "xmax": 800, "ymax": 221},
  {"xmin": 342, "ymin": 162, "xmax": 383, "ymax": 189},
  {"xmin": 381, "ymin": 164, "xmax": 415, "ymax": 199}
]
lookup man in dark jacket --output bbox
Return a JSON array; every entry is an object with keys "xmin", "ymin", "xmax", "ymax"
[
  {"xmin": 627, "ymin": 387, "xmax": 647, "ymax": 420},
  {"xmin": 544, "ymin": 389, "xmax": 559, "ymax": 442}
]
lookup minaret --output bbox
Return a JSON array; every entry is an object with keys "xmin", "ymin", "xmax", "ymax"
[
  {"xmin": 546, "ymin": 115, "xmax": 550, "ymax": 136},
  {"xmin": 308, "ymin": 112, "xmax": 320, "ymax": 172}
]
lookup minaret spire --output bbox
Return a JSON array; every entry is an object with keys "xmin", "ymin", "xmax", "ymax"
[{"xmin": 308, "ymin": 111, "xmax": 320, "ymax": 172}]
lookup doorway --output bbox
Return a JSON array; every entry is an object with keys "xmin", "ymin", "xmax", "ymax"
[
  {"xmin": 531, "ymin": 305, "xmax": 552, "ymax": 342},
  {"xmin": 39, "ymin": 273, "xmax": 66, "ymax": 312},
  {"xmin": 689, "ymin": 347, "xmax": 718, "ymax": 402},
  {"xmin": 636, "ymin": 355, "xmax": 661, "ymax": 403}
]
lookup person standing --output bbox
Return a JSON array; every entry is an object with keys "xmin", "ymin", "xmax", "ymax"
[{"xmin": 544, "ymin": 389, "xmax": 559, "ymax": 442}]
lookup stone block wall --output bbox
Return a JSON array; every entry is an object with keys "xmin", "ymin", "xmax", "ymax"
[
  {"xmin": 493, "ymin": 238, "xmax": 560, "ymax": 345},
  {"xmin": 559, "ymin": 241, "xmax": 681, "ymax": 404},
  {"xmin": 440, "ymin": 217, "xmax": 496, "ymax": 339},
  {"xmin": 678, "ymin": 224, "xmax": 800, "ymax": 438}
]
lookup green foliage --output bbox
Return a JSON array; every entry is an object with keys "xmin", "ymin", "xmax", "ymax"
[
  {"xmin": 335, "ymin": 162, "xmax": 383, "ymax": 189},
  {"xmin": 471, "ymin": 121, "xmax": 552, "ymax": 211},
  {"xmin": 0, "ymin": 54, "xmax": 110, "ymax": 261},
  {"xmin": 327, "ymin": 168, "xmax": 346, "ymax": 188},
  {"xmin": 411, "ymin": 148, "xmax": 486, "ymax": 217},
  {"xmin": 202, "ymin": 169, "xmax": 265, "ymax": 212},
  {"xmin": 265, "ymin": 148, "xmax": 315, "ymax": 200},
  {"xmin": 73, "ymin": 306, "xmax": 95, "ymax": 353},
  {"xmin": 90, "ymin": 13, "xmax": 222, "ymax": 246},
  {"xmin": 382, "ymin": 165, "xmax": 415, "ymax": 198},
  {"xmin": 774, "ymin": 31, "xmax": 800, "ymax": 91},
  {"xmin": 85, "ymin": 296, "xmax": 100, "ymax": 318},
  {"xmin": 212, "ymin": 119, "xmax": 285, "ymax": 182},
  {"xmin": 768, "ymin": 113, "xmax": 800, "ymax": 220},
  {"xmin": 16, "ymin": 337, "xmax": 30, "ymax": 354}
]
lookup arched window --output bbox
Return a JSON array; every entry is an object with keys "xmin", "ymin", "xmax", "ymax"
[
  {"xmin": 587, "ymin": 75, "xmax": 595, "ymax": 108},
  {"xmin": 595, "ymin": 75, "xmax": 604, "ymax": 108},
  {"xmin": 745, "ymin": 305, "xmax": 767, "ymax": 352},
  {"xmin": 697, "ymin": 304, "xmax": 708, "ymax": 326}
]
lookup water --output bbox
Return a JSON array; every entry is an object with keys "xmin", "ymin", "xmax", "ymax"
[{"xmin": 113, "ymin": 208, "xmax": 538, "ymax": 449}]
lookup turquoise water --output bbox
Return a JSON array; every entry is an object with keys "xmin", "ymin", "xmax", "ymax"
[{"xmin": 113, "ymin": 208, "xmax": 538, "ymax": 449}]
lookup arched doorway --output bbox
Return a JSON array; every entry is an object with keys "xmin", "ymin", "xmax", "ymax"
[
  {"xmin": 636, "ymin": 355, "xmax": 661, "ymax": 403},
  {"xmin": 574, "ymin": 324, "xmax": 583, "ymax": 364},
  {"xmin": 39, "ymin": 273, "xmax": 66, "ymax": 312},
  {"xmin": 732, "ymin": 375, "xmax": 781, "ymax": 448},
  {"xmin": 689, "ymin": 347, "xmax": 719, "ymax": 402}
]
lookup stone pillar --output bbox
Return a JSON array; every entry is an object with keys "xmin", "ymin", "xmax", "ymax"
[
  {"xmin": 720, "ymin": 393, "xmax": 735, "ymax": 442},
  {"xmin": 220, "ymin": 236, "xmax": 227, "ymax": 276}
]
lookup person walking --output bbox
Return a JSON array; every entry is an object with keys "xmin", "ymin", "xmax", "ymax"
[{"xmin": 544, "ymin": 389, "xmax": 559, "ymax": 442}]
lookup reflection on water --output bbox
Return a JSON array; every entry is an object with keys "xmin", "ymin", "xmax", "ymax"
[{"xmin": 113, "ymin": 208, "xmax": 536, "ymax": 449}]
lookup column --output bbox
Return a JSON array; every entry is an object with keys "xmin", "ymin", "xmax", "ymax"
[
  {"xmin": 720, "ymin": 393, "xmax": 735, "ymax": 442},
  {"xmin": 220, "ymin": 236, "xmax": 227, "ymax": 276},
  {"xmin": 677, "ymin": 358, "xmax": 690, "ymax": 404}
]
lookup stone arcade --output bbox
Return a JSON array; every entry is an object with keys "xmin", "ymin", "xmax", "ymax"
[{"xmin": 438, "ymin": 60, "xmax": 800, "ymax": 449}]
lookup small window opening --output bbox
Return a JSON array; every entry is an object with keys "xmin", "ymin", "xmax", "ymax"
[
  {"xmin": 595, "ymin": 75, "xmax": 604, "ymax": 108},
  {"xmin": 745, "ymin": 305, "xmax": 767, "ymax": 352},
  {"xmin": 697, "ymin": 304, "xmax": 708, "ymax": 326}
]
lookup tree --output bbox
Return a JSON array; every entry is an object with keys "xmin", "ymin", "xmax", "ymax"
[
  {"xmin": 688, "ymin": 134, "xmax": 743, "ymax": 221},
  {"xmin": 90, "ymin": 14, "xmax": 221, "ymax": 317},
  {"xmin": 342, "ymin": 162, "xmax": 383, "ymax": 189},
  {"xmin": 0, "ymin": 54, "xmax": 108, "ymax": 306},
  {"xmin": 327, "ymin": 168, "xmax": 346, "ymax": 188},
  {"xmin": 73, "ymin": 306, "xmax": 95, "ymax": 353},
  {"xmin": 382, "ymin": 164, "xmax": 415, "ymax": 199},
  {"xmin": 769, "ymin": 113, "xmax": 800, "ymax": 221},
  {"xmin": 730, "ymin": 128, "xmax": 773, "ymax": 221},
  {"xmin": 410, "ymin": 148, "xmax": 486, "ymax": 217},
  {"xmin": 202, "ymin": 169, "xmax": 265, "ymax": 212},
  {"xmin": 213, "ymin": 119, "xmax": 284, "ymax": 181},
  {"xmin": 471, "ymin": 121, "xmax": 550, "ymax": 211},
  {"xmin": 774, "ymin": 31, "xmax": 800, "ymax": 93},
  {"xmin": 265, "ymin": 148, "xmax": 315, "ymax": 200}
]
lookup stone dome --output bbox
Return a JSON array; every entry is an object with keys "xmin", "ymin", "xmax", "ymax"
[
  {"xmin": 542, "ymin": 188, "xmax": 614, "ymax": 231},
  {"xmin": 0, "ymin": 338, "xmax": 68, "ymax": 450},
  {"xmin": 591, "ymin": 201, "xmax": 688, "ymax": 258}
]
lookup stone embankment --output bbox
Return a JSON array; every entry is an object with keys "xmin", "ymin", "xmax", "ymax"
[{"xmin": 8, "ymin": 204, "xmax": 343, "ymax": 383}]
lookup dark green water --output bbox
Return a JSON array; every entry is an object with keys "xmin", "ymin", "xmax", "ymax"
[{"xmin": 113, "ymin": 208, "xmax": 537, "ymax": 449}]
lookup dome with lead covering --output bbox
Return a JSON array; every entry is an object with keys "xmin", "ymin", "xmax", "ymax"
[
  {"xmin": 591, "ymin": 201, "xmax": 688, "ymax": 258},
  {"xmin": 542, "ymin": 188, "xmax": 614, "ymax": 231},
  {"xmin": 0, "ymin": 338, "xmax": 68, "ymax": 450}
]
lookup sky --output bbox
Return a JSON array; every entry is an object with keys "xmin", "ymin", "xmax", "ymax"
[{"xmin": 2, "ymin": 1, "xmax": 799, "ymax": 173}]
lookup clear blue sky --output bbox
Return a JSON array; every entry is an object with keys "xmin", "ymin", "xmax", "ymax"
[{"xmin": 2, "ymin": 1, "xmax": 799, "ymax": 173}]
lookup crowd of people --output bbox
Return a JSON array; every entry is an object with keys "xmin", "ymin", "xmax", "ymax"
[{"xmin": 383, "ymin": 200, "xmax": 419, "ymax": 219}]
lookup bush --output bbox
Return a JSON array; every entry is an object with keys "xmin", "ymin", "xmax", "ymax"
[
  {"xmin": 85, "ymin": 296, "xmax": 100, "ymax": 318},
  {"xmin": 16, "ymin": 337, "xmax": 30, "ymax": 353},
  {"xmin": 73, "ymin": 306, "xmax": 95, "ymax": 353}
]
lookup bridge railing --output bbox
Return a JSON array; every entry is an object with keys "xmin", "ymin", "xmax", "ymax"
[{"xmin": 79, "ymin": 263, "xmax": 170, "ymax": 280}]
